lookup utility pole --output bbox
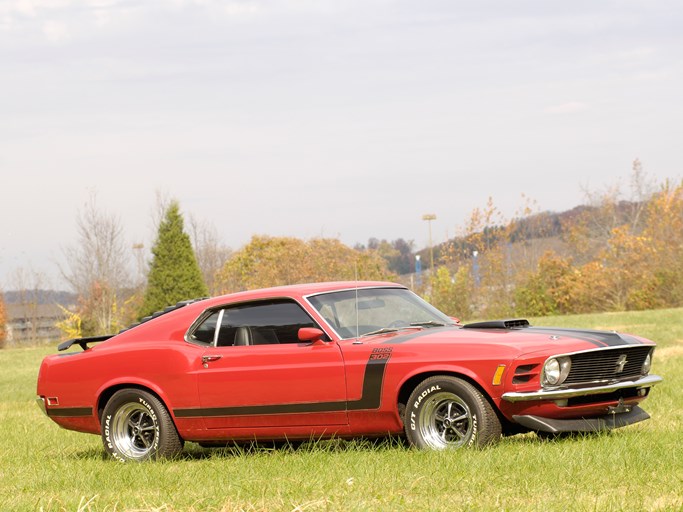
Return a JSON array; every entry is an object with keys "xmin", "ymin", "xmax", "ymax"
[{"xmin": 422, "ymin": 213, "xmax": 436, "ymax": 273}]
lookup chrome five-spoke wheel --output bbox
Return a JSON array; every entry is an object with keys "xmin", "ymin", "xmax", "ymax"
[
  {"xmin": 110, "ymin": 402, "xmax": 158, "ymax": 459},
  {"xmin": 418, "ymin": 392, "xmax": 473, "ymax": 449}
]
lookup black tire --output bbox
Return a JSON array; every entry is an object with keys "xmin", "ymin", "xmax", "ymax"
[
  {"xmin": 404, "ymin": 376, "xmax": 501, "ymax": 450},
  {"xmin": 101, "ymin": 389, "xmax": 183, "ymax": 462}
]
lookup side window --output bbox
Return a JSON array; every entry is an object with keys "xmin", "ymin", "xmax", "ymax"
[
  {"xmin": 189, "ymin": 310, "xmax": 221, "ymax": 345},
  {"xmin": 191, "ymin": 299, "xmax": 326, "ymax": 347}
]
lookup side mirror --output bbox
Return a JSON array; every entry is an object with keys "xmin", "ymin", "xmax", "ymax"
[
  {"xmin": 450, "ymin": 316, "xmax": 461, "ymax": 325},
  {"xmin": 298, "ymin": 327, "xmax": 325, "ymax": 344}
]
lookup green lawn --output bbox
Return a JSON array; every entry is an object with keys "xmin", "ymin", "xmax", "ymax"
[{"xmin": 1, "ymin": 309, "xmax": 681, "ymax": 511}]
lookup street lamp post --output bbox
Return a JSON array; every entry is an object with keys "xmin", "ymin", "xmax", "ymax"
[
  {"xmin": 422, "ymin": 213, "xmax": 436, "ymax": 273},
  {"xmin": 415, "ymin": 254, "xmax": 422, "ymax": 287}
]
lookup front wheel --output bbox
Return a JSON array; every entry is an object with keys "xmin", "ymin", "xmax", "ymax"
[
  {"xmin": 404, "ymin": 376, "xmax": 501, "ymax": 450},
  {"xmin": 101, "ymin": 389, "xmax": 183, "ymax": 462}
]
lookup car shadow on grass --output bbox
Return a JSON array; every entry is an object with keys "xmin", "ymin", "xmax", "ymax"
[
  {"xmin": 502, "ymin": 430, "xmax": 614, "ymax": 446},
  {"xmin": 182, "ymin": 435, "xmax": 411, "ymax": 460},
  {"xmin": 69, "ymin": 436, "xmax": 409, "ymax": 462},
  {"xmin": 71, "ymin": 432, "xmax": 613, "ymax": 462}
]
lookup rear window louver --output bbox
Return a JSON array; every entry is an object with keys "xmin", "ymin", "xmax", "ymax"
[
  {"xmin": 119, "ymin": 297, "xmax": 209, "ymax": 333},
  {"xmin": 462, "ymin": 319, "xmax": 531, "ymax": 330}
]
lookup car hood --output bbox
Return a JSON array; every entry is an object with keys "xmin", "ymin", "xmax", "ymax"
[{"xmin": 377, "ymin": 325, "xmax": 652, "ymax": 356}]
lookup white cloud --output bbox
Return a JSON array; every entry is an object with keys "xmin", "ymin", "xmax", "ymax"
[
  {"xmin": 544, "ymin": 102, "xmax": 588, "ymax": 115},
  {"xmin": 42, "ymin": 19, "xmax": 69, "ymax": 42},
  {"xmin": 224, "ymin": 2, "xmax": 263, "ymax": 17},
  {"xmin": 13, "ymin": 0, "xmax": 37, "ymax": 17},
  {"xmin": 0, "ymin": 0, "xmax": 131, "ymax": 37}
]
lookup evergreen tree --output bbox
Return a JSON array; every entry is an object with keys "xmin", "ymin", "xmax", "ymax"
[{"xmin": 140, "ymin": 201, "xmax": 208, "ymax": 318}]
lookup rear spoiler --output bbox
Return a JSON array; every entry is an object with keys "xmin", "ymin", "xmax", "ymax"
[{"xmin": 58, "ymin": 335, "xmax": 114, "ymax": 352}]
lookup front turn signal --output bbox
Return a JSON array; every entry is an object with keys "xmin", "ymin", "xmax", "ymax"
[{"xmin": 492, "ymin": 365, "xmax": 506, "ymax": 386}]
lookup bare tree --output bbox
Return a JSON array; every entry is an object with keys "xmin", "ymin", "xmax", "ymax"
[
  {"xmin": 60, "ymin": 193, "xmax": 130, "ymax": 335},
  {"xmin": 580, "ymin": 158, "xmax": 655, "ymax": 237},
  {"xmin": 570, "ymin": 159, "xmax": 656, "ymax": 262},
  {"xmin": 188, "ymin": 215, "xmax": 232, "ymax": 295}
]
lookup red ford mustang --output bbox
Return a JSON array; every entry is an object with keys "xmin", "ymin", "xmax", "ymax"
[{"xmin": 37, "ymin": 281, "xmax": 662, "ymax": 461}]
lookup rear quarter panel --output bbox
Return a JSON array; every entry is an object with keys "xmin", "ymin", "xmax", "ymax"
[{"xmin": 37, "ymin": 339, "xmax": 203, "ymax": 435}]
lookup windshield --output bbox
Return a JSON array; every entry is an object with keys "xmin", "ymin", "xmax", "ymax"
[{"xmin": 307, "ymin": 287, "xmax": 454, "ymax": 339}]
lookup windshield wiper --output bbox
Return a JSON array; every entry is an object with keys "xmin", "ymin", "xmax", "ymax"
[
  {"xmin": 409, "ymin": 321, "xmax": 446, "ymax": 328},
  {"xmin": 360, "ymin": 326, "xmax": 421, "ymax": 337}
]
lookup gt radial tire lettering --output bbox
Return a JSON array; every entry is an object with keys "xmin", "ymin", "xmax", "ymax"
[
  {"xmin": 105, "ymin": 414, "xmax": 126, "ymax": 462},
  {"xmin": 409, "ymin": 385, "xmax": 442, "ymax": 431},
  {"xmin": 413, "ymin": 385, "xmax": 441, "ymax": 408},
  {"xmin": 105, "ymin": 415, "xmax": 113, "ymax": 449},
  {"xmin": 469, "ymin": 416, "xmax": 478, "ymax": 447},
  {"xmin": 139, "ymin": 398, "xmax": 160, "ymax": 454}
]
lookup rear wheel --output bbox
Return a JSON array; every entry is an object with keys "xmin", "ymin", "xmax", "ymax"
[
  {"xmin": 101, "ymin": 389, "xmax": 183, "ymax": 462},
  {"xmin": 405, "ymin": 376, "xmax": 501, "ymax": 450}
]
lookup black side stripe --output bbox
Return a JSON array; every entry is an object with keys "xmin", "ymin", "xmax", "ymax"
[
  {"xmin": 383, "ymin": 326, "xmax": 458, "ymax": 344},
  {"xmin": 174, "ymin": 351, "xmax": 392, "ymax": 418},
  {"xmin": 47, "ymin": 407, "xmax": 93, "ymax": 418},
  {"xmin": 525, "ymin": 327, "xmax": 643, "ymax": 348},
  {"xmin": 347, "ymin": 353, "xmax": 390, "ymax": 411},
  {"xmin": 386, "ymin": 325, "xmax": 643, "ymax": 349}
]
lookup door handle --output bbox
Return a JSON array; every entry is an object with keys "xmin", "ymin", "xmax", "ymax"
[{"xmin": 202, "ymin": 355, "xmax": 222, "ymax": 365}]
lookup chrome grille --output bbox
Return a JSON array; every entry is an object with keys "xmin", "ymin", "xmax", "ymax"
[{"xmin": 564, "ymin": 346, "xmax": 652, "ymax": 385}]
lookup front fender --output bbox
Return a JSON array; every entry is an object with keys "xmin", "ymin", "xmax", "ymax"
[{"xmin": 393, "ymin": 361, "xmax": 505, "ymax": 408}]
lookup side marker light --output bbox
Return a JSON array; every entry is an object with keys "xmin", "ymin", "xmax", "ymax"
[{"xmin": 492, "ymin": 365, "xmax": 506, "ymax": 386}]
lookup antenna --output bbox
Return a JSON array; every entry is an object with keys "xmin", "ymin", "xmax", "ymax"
[{"xmin": 355, "ymin": 261, "xmax": 359, "ymax": 340}]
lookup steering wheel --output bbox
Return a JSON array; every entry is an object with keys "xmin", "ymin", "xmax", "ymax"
[{"xmin": 388, "ymin": 320, "xmax": 408, "ymax": 328}]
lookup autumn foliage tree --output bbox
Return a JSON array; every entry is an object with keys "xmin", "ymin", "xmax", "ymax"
[
  {"xmin": 426, "ymin": 163, "xmax": 683, "ymax": 319},
  {"xmin": 140, "ymin": 201, "xmax": 209, "ymax": 318},
  {"xmin": 216, "ymin": 236, "xmax": 393, "ymax": 293},
  {"xmin": 436, "ymin": 196, "xmax": 552, "ymax": 319},
  {"xmin": 359, "ymin": 238, "xmax": 415, "ymax": 275},
  {"xmin": 513, "ymin": 174, "xmax": 683, "ymax": 315},
  {"xmin": 514, "ymin": 251, "xmax": 573, "ymax": 316},
  {"xmin": 426, "ymin": 266, "xmax": 472, "ymax": 318}
]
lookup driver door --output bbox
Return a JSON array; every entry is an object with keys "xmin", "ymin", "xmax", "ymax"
[{"xmin": 194, "ymin": 299, "xmax": 348, "ymax": 428}]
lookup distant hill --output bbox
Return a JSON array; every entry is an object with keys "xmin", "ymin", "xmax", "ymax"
[
  {"xmin": 3, "ymin": 290, "xmax": 77, "ymax": 307},
  {"xmin": 417, "ymin": 200, "xmax": 644, "ymax": 265}
]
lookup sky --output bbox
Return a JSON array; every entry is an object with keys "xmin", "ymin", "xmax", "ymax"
[{"xmin": 1, "ymin": 0, "xmax": 682, "ymax": 290}]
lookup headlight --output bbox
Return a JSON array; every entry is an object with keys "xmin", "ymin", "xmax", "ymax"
[
  {"xmin": 542, "ymin": 357, "xmax": 571, "ymax": 387},
  {"xmin": 642, "ymin": 351, "xmax": 652, "ymax": 375}
]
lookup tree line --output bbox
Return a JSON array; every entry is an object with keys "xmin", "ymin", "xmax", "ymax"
[
  {"xmin": 1, "ymin": 161, "xmax": 681, "ymax": 344},
  {"xmin": 424, "ymin": 161, "xmax": 683, "ymax": 319}
]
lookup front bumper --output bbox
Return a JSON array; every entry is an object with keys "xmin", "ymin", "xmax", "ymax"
[
  {"xmin": 513, "ymin": 405, "xmax": 650, "ymax": 433},
  {"xmin": 501, "ymin": 374, "xmax": 662, "ymax": 403}
]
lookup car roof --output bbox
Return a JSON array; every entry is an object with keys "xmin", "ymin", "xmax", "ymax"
[
  {"xmin": 202, "ymin": 281, "xmax": 404, "ymax": 308},
  {"xmin": 119, "ymin": 281, "xmax": 405, "ymax": 337}
]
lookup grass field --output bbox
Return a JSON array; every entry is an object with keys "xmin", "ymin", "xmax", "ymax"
[{"xmin": 1, "ymin": 308, "xmax": 682, "ymax": 511}]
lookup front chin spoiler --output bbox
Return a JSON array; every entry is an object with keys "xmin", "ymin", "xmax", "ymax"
[{"xmin": 513, "ymin": 405, "xmax": 651, "ymax": 433}]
